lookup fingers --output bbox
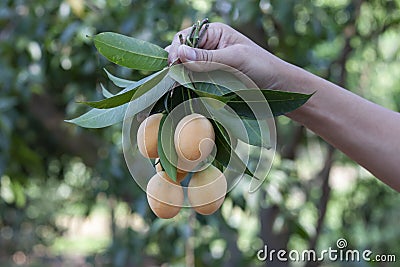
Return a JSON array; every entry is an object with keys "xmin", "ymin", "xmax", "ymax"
[
  {"xmin": 168, "ymin": 23, "xmax": 227, "ymax": 65},
  {"xmin": 177, "ymin": 44, "xmax": 245, "ymax": 72},
  {"xmin": 168, "ymin": 28, "xmax": 192, "ymax": 65},
  {"xmin": 167, "ymin": 22, "xmax": 248, "ymax": 72}
]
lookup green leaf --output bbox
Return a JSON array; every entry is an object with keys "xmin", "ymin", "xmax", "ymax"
[
  {"xmin": 100, "ymin": 83, "xmax": 114, "ymax": 98},
  {"xmin": 104, "ymin": 68, "xmax": 136, "ymax": 88},
  {"xmin": 191, "ymin": 70, "xmax": 248, "ymax": 94},
  {"xmin": 65, "ymin": 104, "xmax": 127, "ymax": 128},
  {"xmin": 158, "ymin": 114, "xmax": 178, "ymax": 182},
  {"xmin": 150, "ymin": 85, "xmax": 192, "ymax": 115},
  {"xmin": 226, "ymin": 89, "xmax": 313, "ymax": 118},
  {"xmin": 241, "ymin": 119, "xmax": 271, "ymax": 148},
  {"xmin": 68, "ymin": 74, "xmax": 175, "ymax": 128},
  {"xmin": 192, "ymin": 82, "xmax": 231, "ymax": 96},
  {"xmin": 82, "ymin": 68, "xmax": 169, "ymax": 109},
  {"xmin": 168, "ymin": 66, "xmax": 245, "ymax": 95},
  {"xmin": 94, "ymin": 32, "xmax": 168, "ymax": 71},
  {"xmin": 211, "ymin": 120, "xmax": 255, "ymax": 178},
  {"xmin": 168, "ymin": 64, "xmax": 192, "ymax": 87},
  {"xmin": 203, "ymin": 101, "xmax": 270, "ymax": 148},
  {"xmin": 191, "ymin": 87, "xmax": 233, "ymax": 103}
]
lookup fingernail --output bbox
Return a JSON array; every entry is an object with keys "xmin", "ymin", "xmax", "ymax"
[{"xmin": 181, "ymin": 45, "xmax": 196, "ymax": 61}]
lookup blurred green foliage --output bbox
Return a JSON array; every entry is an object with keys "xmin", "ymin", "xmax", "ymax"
[{"xmin": 0, "ymin": 0, "xmax": 399, "ymax": 266}]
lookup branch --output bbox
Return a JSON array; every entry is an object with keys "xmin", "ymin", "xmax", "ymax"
[
  {"xmin": 305, "ymin": 145, "xmax": 335, "ymax": 267},
  {"xmin": 305, "ymin": 2, "xmax": 362, "ymax": 265}
]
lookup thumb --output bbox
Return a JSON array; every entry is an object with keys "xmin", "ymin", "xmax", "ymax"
[
  {"xmin": 178, "ymin": 45, "xmax": 215, "ymax": 62},
  {"xmin": 178, "ymin": 45, "xmax": 226, "ymax": 72}
]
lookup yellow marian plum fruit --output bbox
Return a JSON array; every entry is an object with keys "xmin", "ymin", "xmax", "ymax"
[
  {"xmin": 155, "ymin": 158, "xmax": 188, "ymax": 183},
  {"xmin": 146, "ymin": 171, "xmax": 184, "ymax": 219},
  {"xmin": 174, "ymin": 113, "xmax": 215, "ymax": 171},
  {"xmin": 187, "ymin": 165, "xmax": 227, "ymax": 215},
  {"xmin": 137, "ymin": 113, "xmax": 163, "ymax": 158}
]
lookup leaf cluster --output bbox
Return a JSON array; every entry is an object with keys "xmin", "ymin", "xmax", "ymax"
[{"xmin": 66, "ymin": 30, "xmax": 312, "ymax": 181}]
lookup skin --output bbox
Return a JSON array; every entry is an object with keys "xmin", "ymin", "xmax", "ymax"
[
  {"xmin": 137, "ymin": 113, "xmax": 163, "ymax": 159},
  {"xmin": 146, "ymin": 171, "xmax": 184, "ymax": 219},
  {"xmin": 174, "ymin": 113, "xmax": 215, "ymax": 172},
  {"xmin": 166, "ymin": 22, "xmax": 400, "ymax": 192},
  {"xmin": 188, "ymin": 164, "xmax": 227, "ymax": 215},
  {"xmin": 174, "ymin": 113, "xmax": 215, "ymax": 161}
]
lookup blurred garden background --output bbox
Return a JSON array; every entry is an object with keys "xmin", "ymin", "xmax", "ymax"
[{"xmin": 1, "ymin": 0, "xmax": 400, "ymax": 266}]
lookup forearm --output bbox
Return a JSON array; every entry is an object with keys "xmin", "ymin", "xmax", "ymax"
[{"xmin": 282, "ymin": 64, "xmax": 400, "ymax": 191}]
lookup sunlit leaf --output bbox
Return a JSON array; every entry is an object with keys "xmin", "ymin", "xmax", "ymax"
[
  {"xmin": 104, "ymin": 68, "xmax": 136, "ymax": 88},
  {"xmin": 82, "ymin": 68, "xmax": 168, "ymax": 109},
  {"xmin": 65, "ymin": 104, "xmax": 127, "ymax": 128},
  {"xmin": 100, "ymin": 83, "xmax": 114, "ymax": 98},
  {"xmin": 94, "ymin": 32, "xmax": 168, "ymax": 71}
]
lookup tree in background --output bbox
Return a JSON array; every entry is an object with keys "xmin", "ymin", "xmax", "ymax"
[{"xmin": 0, "ymin": 0, "xmax": 399, "ymax": 266}]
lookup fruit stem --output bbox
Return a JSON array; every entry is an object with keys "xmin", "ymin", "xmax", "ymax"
[
  {"xmin": 186, "ymin": 24, "xmax": 197, "ymax": 47},
  {"xmin": 197, "ymin": 22, "xmax": 209, "ymax": 47},
  {"xmin": 179, "ymin": 33, "xmax": 185, "ymax": 45},
  {"xmin": 187, "ymin": 87, "xmax": 195, "ymax": 114},
  {"xmin": 184, "ymin": 18, "xmax": 209, "ymax": 48},
  {"xmin": 195, "ymin": 18, "xmax": 209, "ymax": 48}
]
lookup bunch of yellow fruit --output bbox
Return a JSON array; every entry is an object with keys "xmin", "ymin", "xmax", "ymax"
[{"xmin": 137, "ymin": 113, "xmax": 228, "ymax": 219}]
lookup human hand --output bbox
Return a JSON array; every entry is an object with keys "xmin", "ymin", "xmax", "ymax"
[{"xmin": 166, "ymin": 22, "xmax": 293, "ymax": 91}]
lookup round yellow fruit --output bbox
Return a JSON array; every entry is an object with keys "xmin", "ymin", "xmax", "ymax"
[
  {"xmin": 187, "ymin": 165, "xmax": 227, "ymax": 215},
  {"xmin": 146, "ymin": 171, "xmax": 184, "ymax": 219},
  {"xmin": 174, "ymin": 113, "xmax": 215, "ymax": 171},
  {"xmin": 137, "ymin": 113, "xmax": 163, "ymax": 158}
]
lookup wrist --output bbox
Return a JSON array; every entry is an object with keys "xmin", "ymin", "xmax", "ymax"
[{"xmin": 274, "ymin": 61, "xmax": 317, "ymax": 94}]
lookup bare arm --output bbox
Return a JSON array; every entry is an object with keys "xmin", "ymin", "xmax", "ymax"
[
  {"xmin": 283, "ymin": 64, "xmax": 400, "ymax": 191},
  {"xmin": 168, "ymin": 23, "xmax": 400, "ymax": 191}
]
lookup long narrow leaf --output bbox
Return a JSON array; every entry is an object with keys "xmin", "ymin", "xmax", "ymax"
[
  {"xmin": 202, "ymin": 99, "xmax": 271, "ymax": 148},
  {"xmin": 65, "ymin": 104, "xmax": 127, "ymax": 128},
  {"xmin": 211, "ymin": 120, "xmax": 255, "ymax": 178},
  {"xmin": 104, "ymin": 68, "xmax": 136, "ymax": 88},
  {"xmin": 191, "ymin": 88, "xmax": 234, "ymax": 103},
  {"xmin": 82, "ymin": 68, "xmax": 168, "ymax": 109},
  {"xmin": 158, "ymin": 114, "xmax": 178, "ymax": 182},
  {"xmin": 226, "ymin": 89, "xmax": 312, "ymax": 117},
  {"xmin": 100, "ymin": 83, "xmax": 114, "ymax": 98},
  {"xmin": 94, "ymin": 32, "xmax": 168, "ymax": 71},
  {"xmin": 68, "ymin": 75, "xmax": 175, "ymax": 128}
]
